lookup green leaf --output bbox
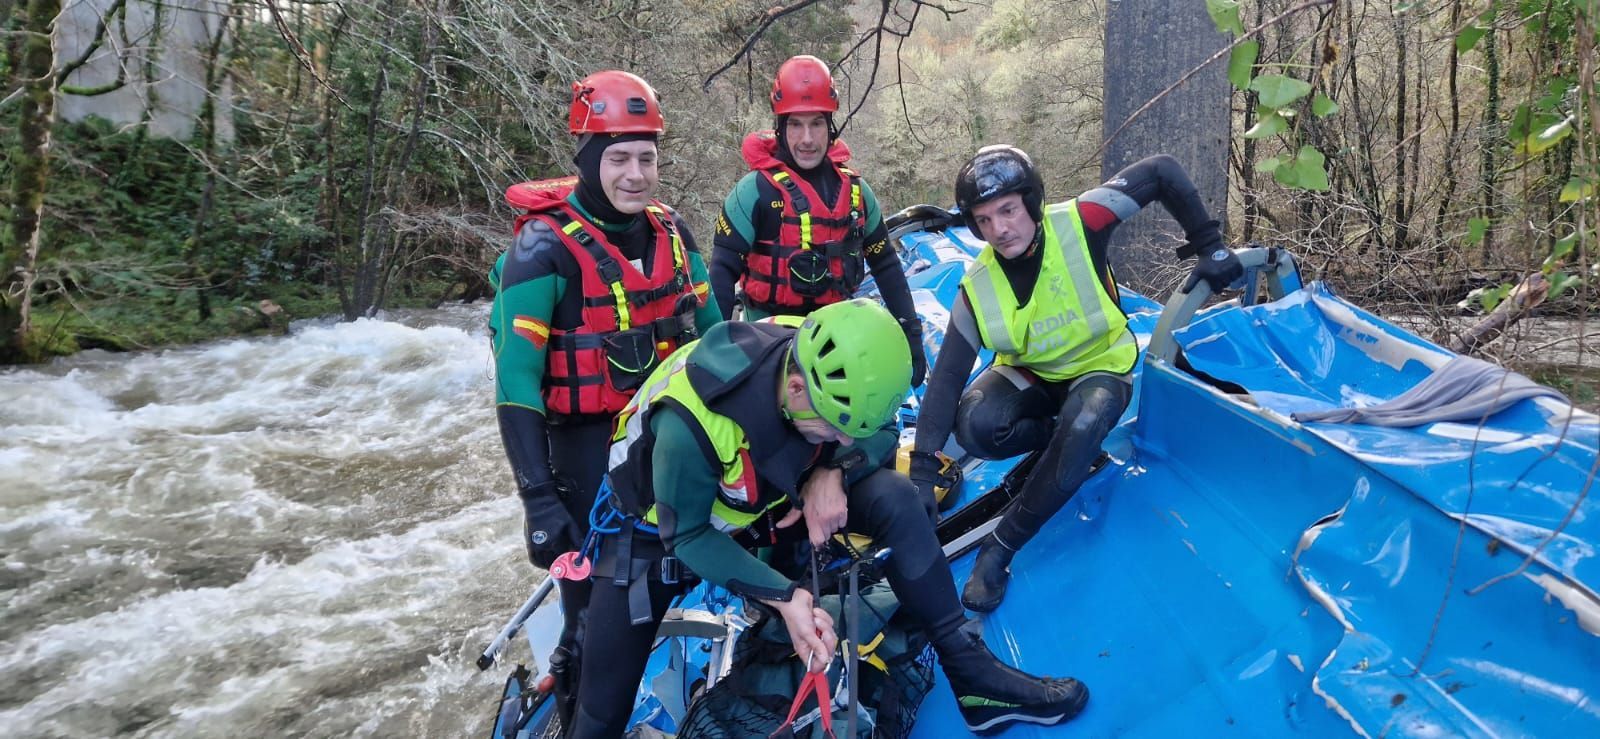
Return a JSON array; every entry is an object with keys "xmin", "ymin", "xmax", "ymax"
[
  {"xmin": 1273, "ymin": 163, "xmax": 1301, "ymax": 188},
  {"xmin": 1543, "ymin": 232, "xmax": 1579, "ymax": 271},
  {"xmin": 1250, "ymin": 74, "xmax": 1313, "ymax": 108},
  {"xmin": 1312, "ymin": 93, "xmax": 1339, "ymax": 117},
  {"xmin": 1206, "ymin": 0, "xmax": 1245, "ymax": 35},
  {"xmin": 1478, "ymin": 283, "xmax": 1513, "ymax": 312},
  {"xmin": 1255, "ymin": 155, "xmax": 1283, "ymax": 173},
  {"xmin": 1229, "ymin": 41, "xmax": 1260, "ymax": 90},
  {"xmin": 1561, "ymin": 176, "xmax": 1597, "ymax": 202},
  {"xmin": 1547, "ymin": 272, "xmax": 1583, "ymax": 300},
  {"xmin": 1456, "ymin": 25, "xmax": 1488, "ymax": 53},
  {"xmin": 1272, "ymin": 146, "xmax": 1330, "ymax": 191},
  {"xmin": 1466, "ymin": 217, "xmax": 1488, "ymax": 245},
  {"xmin": 1290, "ymin": 146, "xmax": 1330, "ymax": 191},
  {"xmin": 1537, "ymin": 76, "xmax": 1575, "ymax": 111},
  {"xmin": 1526, "ymin": 116, "xmax": 1574, "ymax": 155},
  {"xmin": 1507, "ymin": 103, "xmax": 1536, "ymax": 141},
  {"xmin": 1244, "ymin": 111, "xmax": 1288, "ymax": 139},
  {"xmin": 1551, "ymin": 232, "xmax": 1578, "ymax": 261}
]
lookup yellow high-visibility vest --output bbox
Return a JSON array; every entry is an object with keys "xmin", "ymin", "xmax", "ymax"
[{"xmin": 959, "ymin": 200, "xmax": 1137, "ymax": 381}]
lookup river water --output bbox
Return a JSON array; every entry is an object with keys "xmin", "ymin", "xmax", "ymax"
[{"xmin": 0, "ymin": 303, "xmax": 530, "ymax": 738}]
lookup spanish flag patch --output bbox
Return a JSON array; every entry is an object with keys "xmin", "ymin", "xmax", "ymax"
[{"xmin": 512, "ymin": 315, "xmax": 550, "ymax": 349}]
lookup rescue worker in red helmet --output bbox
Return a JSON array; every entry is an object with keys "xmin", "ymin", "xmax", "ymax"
[
  {"xmin": 487, "ymin": 69, "xmax": 721, "ymax": 724},
  {"xmin": 709, "ymin": 55, "xmax": 927, "ymax": 386},
  {"xmin": 912, "ymin": 147, "xmax": 1242, "ymax": 613}
]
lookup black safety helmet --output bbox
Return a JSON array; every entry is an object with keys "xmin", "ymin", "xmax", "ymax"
[{"xmin": 954, "ymin": 145, "xmax": 1044, "ymax": 240}]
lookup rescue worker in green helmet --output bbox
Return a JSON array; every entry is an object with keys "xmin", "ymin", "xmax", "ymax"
[
  {"xmin": 709, "ymin": 54, "xmax": 927, "ymax": 386},
  {"xmin": 488, "ymin": 70, "xmax": 721, "ymax": 724},
  {"xmin": 570, "ymin": 299, "xmax": 1088, "ymax": 736},
  {"xmin": 910, "ymin": 147, "xmax": 1242, "ymax": 613}
]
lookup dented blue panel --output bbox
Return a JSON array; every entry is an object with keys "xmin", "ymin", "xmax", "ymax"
[{"xmin": 911, "ymin": 280, "xmax": 1598, "ymax": 737}]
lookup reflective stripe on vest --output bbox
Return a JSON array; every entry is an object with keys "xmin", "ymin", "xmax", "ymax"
[
  {"xmin": 960, "ymin": 200, "xmax": 1138, "ymax": 381},
  {"xmin": 608, "ymin": 346, "xmax": 788, "ymax": 534}
]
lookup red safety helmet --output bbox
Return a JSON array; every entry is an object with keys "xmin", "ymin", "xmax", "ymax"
[
  {"xmin": 770, "ymin": 56, "xmax": 839, "ymax": 115},
  {"xmin": 568, "ymin": 70, "xmax": 664, "ymax": 135}
]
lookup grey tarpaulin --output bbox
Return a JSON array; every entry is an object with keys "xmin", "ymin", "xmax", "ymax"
[{"xmin": 1292, "ymin": 355, "xmax": 1569, "ymax": 427}]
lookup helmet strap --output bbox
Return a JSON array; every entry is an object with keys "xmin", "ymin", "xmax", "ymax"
[
  {"xmin": 781, "ymin": 384, "xmax": 824, "ymax": 422},
  {"xmin": 1022, "ymin": 226, "xmax": 1043, "ymax": 259}
]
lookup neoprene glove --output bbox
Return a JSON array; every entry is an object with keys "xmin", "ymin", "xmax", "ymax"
[
  {"xmin": 519, "ymin": 479, "xmax": 579, "ymax": 569},
  {"xmin": 907, "ymin": 451, "xmax": 942, "ymax": 523},
  {"xmin": 907, "ymin": 330, "xmax": 927, "ymax": 389},
  {"xmin": 1183, "ymin": 245, "xmax": 1244, "ymax": 295}
]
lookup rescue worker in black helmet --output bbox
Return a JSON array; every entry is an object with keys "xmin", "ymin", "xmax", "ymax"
[
  {"xmin": 568, "ymin": 299, "xmax": 1088, "ymax": 737},
  {"xmin": 911, "ymin": 147, "xmax": 1241, "ymax": 612},
  {"xmin": 488, "ymin": 69, "xmax": 722, "ymax": 724},
  {"xmin": 708, "ymin": 54, "xmax": 927, "ymax": 386}
]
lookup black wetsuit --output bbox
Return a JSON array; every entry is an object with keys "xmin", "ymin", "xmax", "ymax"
[{"xmin": 911, "ymin": 154, "xmax": 1224, "ymax": 549}]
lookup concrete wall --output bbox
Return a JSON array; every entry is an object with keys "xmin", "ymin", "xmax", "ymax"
[
  {"xmin": 1101, "ymin": 0, "xmax": 1230, "ymax": 294},
  {"xmin": 54, "ymin": 0, "xmax": 235, "ymax": 143}
]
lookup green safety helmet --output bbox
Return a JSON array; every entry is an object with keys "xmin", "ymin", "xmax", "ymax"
[{"xmin": 790, "ymin": 299, "xmax": 912, "ymax": 438}]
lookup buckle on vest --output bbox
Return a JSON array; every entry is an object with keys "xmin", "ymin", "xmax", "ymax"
[
  {"xmin": 650, "ymin": 314, "xmax": 691, "ymax": 344},
  {"xmin": 595, "ymin": 257, "xmax": 624, "ymax": 285},
  {"xmin": 777, "ymin": 176, "xmax": 811, "ymax": 213},
  {"xmin": 660, "ymin": 556, "xmax": 682, "ymax": 585}
]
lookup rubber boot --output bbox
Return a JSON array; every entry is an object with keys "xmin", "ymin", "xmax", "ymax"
[
  {"xmin": 933, "ymin": 619, "xmax": 1089, "ymax": 734},
  {"xmin": 961, "ymin": 534, "xmax": 1016, "ymax": 613}
]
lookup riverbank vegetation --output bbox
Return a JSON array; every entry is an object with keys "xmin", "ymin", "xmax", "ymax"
[{"xmin": 3, "ymin": 1, "xmax": 1595, "ymax": 390}]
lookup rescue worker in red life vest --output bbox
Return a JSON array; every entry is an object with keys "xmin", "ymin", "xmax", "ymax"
[
  {"xmin": 487, "ymin": 70, "xmax": 721, "ymax": 724},
  {"xmin": 709, "ymin": 55, "xmax": 927, "ymax": 386},
  {"xmin": 910, "ymin": 147, "xmax": 1243, "ymax": 612}
]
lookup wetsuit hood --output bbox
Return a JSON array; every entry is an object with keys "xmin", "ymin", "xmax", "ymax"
[{"xmin": 573, "ymin": 132, "xmax": 658, "ymax": 227}]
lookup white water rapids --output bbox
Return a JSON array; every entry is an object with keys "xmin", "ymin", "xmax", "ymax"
[{"xmin": 0, "ymin": 303, "xmax": 536, "ymax": 737}]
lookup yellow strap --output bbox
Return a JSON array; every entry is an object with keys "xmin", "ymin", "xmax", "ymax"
[
  {"xmin": 645, "ymin": 204, "xmax": 686, "ymax": 273},
  {"xmin": 612, "ymin": 284, "xmax": 631, "ymax": 330},
  {"xmin": 566, "ymin": 219, "xmax": 631, "ymax": 328},
  {"xmin": 855, "ymin": 633, "xmax": 889, "ymax": 672}
]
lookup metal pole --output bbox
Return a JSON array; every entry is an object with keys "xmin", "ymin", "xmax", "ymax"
[{"xmin": 477, "ymin": 577, "xmax": 559, "ymax": 671}]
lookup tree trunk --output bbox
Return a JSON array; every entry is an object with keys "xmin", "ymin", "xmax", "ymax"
[
  {"xmin": 1431, "ymin": 0, "xmax": 1462, "ymax": 266},
  {"xmin": 1101, "ymin": 0, "xmax": 1231, "ymax": 294},
  {"xmin": 4, "ymin": 0, "xmax": 63, "ymax": 362},
  {"xmin": 183, "ymin": 1, "xmax": 237, "ymax": 324},
  {"xmin": 1478, "ymin": 5, "xmax": 1502, "ymax": 263},
  {"xmin": 1391, "ymin": 8, "xmax": 1410, "ymax": 254}
]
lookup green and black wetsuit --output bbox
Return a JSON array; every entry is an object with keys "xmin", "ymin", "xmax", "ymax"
[{"xmin": 489, "ymin": 191, "xmax": 721, "ymax": 645}]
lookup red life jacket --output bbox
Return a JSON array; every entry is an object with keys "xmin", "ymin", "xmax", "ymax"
[
  {"xmin": 737, "ymin": 131, "xmax": 868, "ymax": 313},
  {"xmin": 504, "ymin": 177, "xmax": 708, "ymax": 417}
]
